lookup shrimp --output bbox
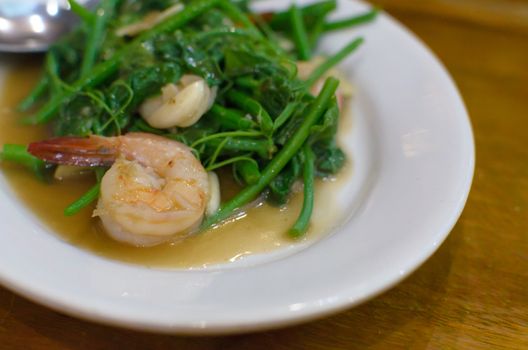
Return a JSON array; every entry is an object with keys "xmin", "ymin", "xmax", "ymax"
[
  {"xmin": 28, "ymin": 133, "xmax": 211, "ymax": 247},
  {"xmin": 139, "ymin": 75, "xmax": 217, "ymax": 129}
]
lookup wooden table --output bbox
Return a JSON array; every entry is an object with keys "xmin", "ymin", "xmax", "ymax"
[{"xmin": 1, "ymin": 1, "xmax": 527, "ymax": 348}]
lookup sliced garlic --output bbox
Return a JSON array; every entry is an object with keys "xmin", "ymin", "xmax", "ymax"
[
  {"xmin": 206, "ymin": 171, "xmax": 221, "ymax": 217},
  {"xmin": 54, "ymin": 165, "xmax": 92, "ymax": 181},
  {"xmin": 116, "ymin": 3, "xmax": 184, "ymax": 37}
]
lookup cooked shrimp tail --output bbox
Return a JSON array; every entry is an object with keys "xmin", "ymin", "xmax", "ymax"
[
  {"xmin": 29, "ymin": 132, "xmax": 216, "ymax": 247},
  {"xmin": 28, "ymin": 136, "xmax": 118, "ymax": 167}
]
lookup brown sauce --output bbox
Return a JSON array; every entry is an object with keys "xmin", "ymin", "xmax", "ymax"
[{"xmin": 0, "ymin": 61, "xmax": 347, "ymax": 269}]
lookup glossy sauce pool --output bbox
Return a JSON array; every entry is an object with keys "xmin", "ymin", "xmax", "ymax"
[{"xmin": 0, "ymin": 61, "xmax": 350, "ymax": 269}]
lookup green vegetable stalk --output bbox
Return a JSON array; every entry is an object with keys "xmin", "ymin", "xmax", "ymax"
[
  {"xmin": 202, "ymin": 77, "xmax": 339, "ymax": 229},
  {"xmin": 289, "ymin": 143, "xmax": 315, "ymax": 237}
]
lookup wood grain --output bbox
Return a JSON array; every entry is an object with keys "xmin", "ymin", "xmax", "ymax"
[{"xmin": 1, "ymin": 1, "xmax": 528, "ymax": 348}]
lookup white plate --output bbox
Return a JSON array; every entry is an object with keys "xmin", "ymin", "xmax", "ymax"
[{"xmin": 0, "ymin": 0, "xmax": 474, "ymax": 334}]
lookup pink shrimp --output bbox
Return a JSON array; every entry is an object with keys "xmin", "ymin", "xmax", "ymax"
[{"xmin": 29, "ymin": 132, "xmax": 210, "ymax": 247}]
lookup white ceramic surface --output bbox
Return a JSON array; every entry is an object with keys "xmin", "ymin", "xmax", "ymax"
[{"xmin": 0, "ymin": 0, "xmax": 474, "ymax": 334}]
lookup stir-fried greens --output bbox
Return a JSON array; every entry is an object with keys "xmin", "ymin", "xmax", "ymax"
[{"xmin": 1, "ymin": 0, "xmax": 377, "ymax": 239}]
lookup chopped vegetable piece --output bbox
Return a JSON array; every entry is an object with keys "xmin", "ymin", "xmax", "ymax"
[{"xmin": 323, "ymin": 8, "xmax": 379, "ymax": 32}]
